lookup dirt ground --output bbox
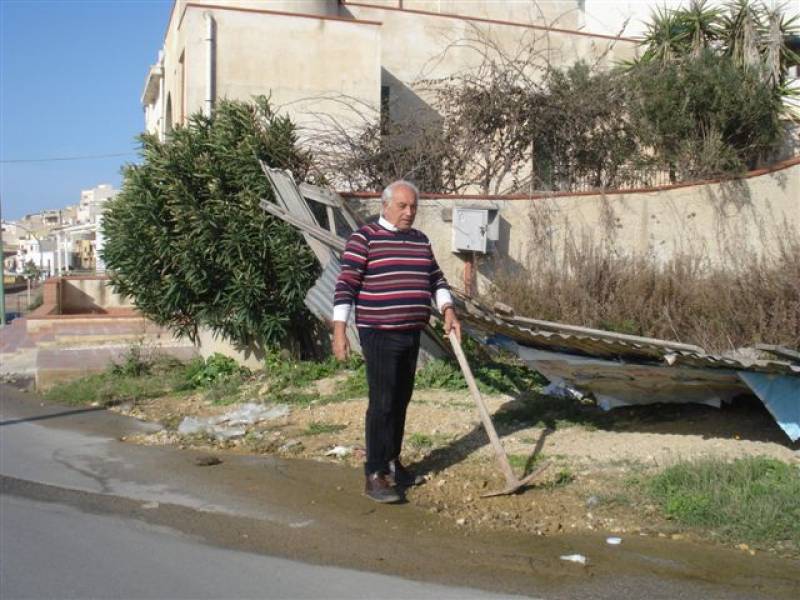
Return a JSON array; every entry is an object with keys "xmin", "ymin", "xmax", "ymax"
[{"xmin": 117, "ymin": 375, "xmax": 800, "ymax": 555}]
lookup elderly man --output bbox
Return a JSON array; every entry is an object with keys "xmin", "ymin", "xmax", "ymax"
[{"xmin": 333, "ymin": 180, "xmax": 461, "ymax": 503}]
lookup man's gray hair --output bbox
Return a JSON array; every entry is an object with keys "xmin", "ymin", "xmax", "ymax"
[{"xmin": 381, "ymin": 180, "xmax": 420, "ymax": 206}]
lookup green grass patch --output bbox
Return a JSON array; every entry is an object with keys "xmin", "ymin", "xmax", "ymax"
[
  {"xmin": 408, "ymin": 432, "xmax": 435, "ymax": 449},
  {"xmin": 265, "ymin": 351, "xmax": 352, "ymax": 390},
  {"xmin": 44, "ymin": 369, "xmax": 184, "ymax": 407},
  {"xmin": 303, "ymin": 421, "xmax": 347, "ymax": 436},
  {"xmin": 43, "ymin": 348, "xmax": 199, "ymax": 407},
  {"xmin": 642, "ymin": 457, "xmax": 800, "ymax": 548},
  {"xmin": 545, "ymin": 467, "xmax": 575, "ymax": 489},
  {"xmin": 329, "ymin": 362, "xmax": 369, "ymax": 400}
]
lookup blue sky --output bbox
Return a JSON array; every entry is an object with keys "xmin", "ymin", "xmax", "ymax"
[{"xmin": 1, "ymin": 0, "xmax": 173, "ymax": 220}]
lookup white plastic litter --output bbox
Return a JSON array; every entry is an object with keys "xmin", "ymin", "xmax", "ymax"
[
  {"xmin": 543, "ymin": 380, "xmax": 585, "ymax": 401},
  {"xmin": 560, "ymin": 554, "xmax": 588, "ymax": 565},
  {"xmin": 177, "ymin": 403, "xmax": 290, "ymax": 440},
  {"xmin": 606, "ymin": 537, "xmax": 622, "ymax": 545},
  {"xmin": 324, "ymin": 445, "xmax": 352, "ymax": 458},
  {"xmin": 177, "ymin": 417, "xmax": 208, "ymax": 436},
  {"xmin": 212, "ymin": 426, "xmax": 246, "ymax": 440},
  {"xmin": 221, "ymin": 403, "xmax": 289, "ymax": 426}
]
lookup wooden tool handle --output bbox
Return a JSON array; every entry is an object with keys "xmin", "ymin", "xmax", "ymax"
[{"xmin": 448, "ymin": 331, "xmax": 516, "ymax": 485}]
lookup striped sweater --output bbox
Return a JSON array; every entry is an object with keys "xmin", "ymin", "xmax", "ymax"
[{"xmin": 334, "ymin": 221, "xmax": 451, "ymax": 330}]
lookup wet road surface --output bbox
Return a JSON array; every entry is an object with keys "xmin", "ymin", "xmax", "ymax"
[{"xmin": 2, "ymin": 384, "xmax": 798, "ymax": 599}]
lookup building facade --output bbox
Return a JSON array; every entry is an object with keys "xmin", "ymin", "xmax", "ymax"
[{"xmin": 142, "ymin": 0, "xmax": 638, "ymax": 141}]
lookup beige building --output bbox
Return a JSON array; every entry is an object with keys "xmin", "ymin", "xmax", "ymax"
[{"xmin": 142, "ymin": 1, "xmax": 638, "ymax": 141}]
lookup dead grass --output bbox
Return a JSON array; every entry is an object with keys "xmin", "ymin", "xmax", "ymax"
[{"xmin": 488, "ymin": 233, "xmax": 800, "ymax": 354}]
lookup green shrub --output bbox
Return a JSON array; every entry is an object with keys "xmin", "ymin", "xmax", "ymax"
[{"xmin": 102, "ymin": 97, "xmax": 318, "ymax": 354}]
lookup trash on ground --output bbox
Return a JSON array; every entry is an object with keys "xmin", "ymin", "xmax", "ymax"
[
  {"xmin": 324, "ymin": 445, "xmax": 352, "ymax": 458},
  {"xmin": 560, "ymin": 554, "xmax": 588, "ymax": 565},
  {"xmin": 280, "ymin": 439, "xmax": 303, "ymax": 452},
  {"xmin": 177, "ymin": 403, "xmax": 289, "ymax": 440},
  {"xmin": 606, "ymin": 537, "xmax": 622, "ymax": 545},
  {"xmin": 543, "ymin": 380, "xmax": 585, "ymax": 401}
]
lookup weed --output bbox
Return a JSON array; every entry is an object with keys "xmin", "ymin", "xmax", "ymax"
[
  {"xmin": 111, "ymin": 343, "xmax": 154, "ymax": 377},
  {"xmin": 331, "ymin": 362, "xmax": 369, "ymax": 400},
  {"xmin": 186, "ymin": 353, "xmax": 249, "ymax": 388},
  {"xmin": 489, "ymin": 231, "xmax": 800, "ymax": 354},
  {"xmin": 545, "ymin": 467, "xmax": 575, "ymax": 488},
  {"xmin": 44, "ymin": 371, "xmax": 175, "ymax": 407},
  {"xmin": 641, "ymin": 457, "xmax": 800, "ymax": 548},
  {"xmin": 408, "ymin": 432, "xmax": 434, "ymax": 449},
  {"xmin": 264, "ymin": 351, "xmax": 353, "ymax": 390},
  {"xmin": 415, "ymin": 359, "xmax": 466, "ymax": 390},
  {"xmin": 304, "ymin": 421, "xmax": 347, "ymax": 436}
]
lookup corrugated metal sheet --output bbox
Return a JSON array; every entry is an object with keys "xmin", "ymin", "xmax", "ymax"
[
  {"xmin": 305, "ymin": 260, "xmax": 361, "ymax": 353},
  {"xmin": 455, "ymin": 294, "xmax": 800, "ymax": 441},
  {"xmin": 456, "ymin": 295, "xmax": 800, "ymax": 376}
]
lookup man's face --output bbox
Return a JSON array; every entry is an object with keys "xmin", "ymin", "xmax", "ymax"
[{"xmin": 383, "ymin": 185, "xmax": 418, "ymax": 231}]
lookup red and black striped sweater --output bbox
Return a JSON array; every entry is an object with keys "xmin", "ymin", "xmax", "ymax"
[{"xmin": 334, "ymin": 221, "xmax": 451, "ymax": 330}]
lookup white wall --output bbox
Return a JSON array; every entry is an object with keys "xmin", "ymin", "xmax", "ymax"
[{"xmin": 346, "ymin": 159, "xmax": 800, "ymax": 293}]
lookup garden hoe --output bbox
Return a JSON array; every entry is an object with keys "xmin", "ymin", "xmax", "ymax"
[{"xmin": 448, "ymin": 330, "xmax": 549, "ymax": 497}]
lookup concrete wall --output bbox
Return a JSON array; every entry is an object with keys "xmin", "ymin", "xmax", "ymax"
[
  {"xmin": 345, "ymin": 158, "xmax": 800, "ymax": 294},
  {"xmin": 60, "ymin": 277, "xmax": 134, "ymax": 314},
  {"xmin": 195, "ymin": 325, "xmax": 266, "ymax": 370}
]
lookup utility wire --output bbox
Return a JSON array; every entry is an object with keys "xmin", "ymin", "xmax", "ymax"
[{"xmin": 1, "ymin": 151, "xmax": 135, "ymax": 164}]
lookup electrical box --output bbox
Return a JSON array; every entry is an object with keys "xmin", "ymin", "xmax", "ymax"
[{"xmin": 452, "ymin": 208, "xmax": 498, "ymax": 254}]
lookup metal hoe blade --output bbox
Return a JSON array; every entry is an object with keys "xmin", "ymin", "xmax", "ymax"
[{"xmin": 448, "ymin": 331, "xmax": 549, "ymax": 497}]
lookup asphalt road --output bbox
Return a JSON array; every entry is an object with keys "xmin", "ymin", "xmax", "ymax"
[
  {"xmin": 1, "ymin": 493, "xmax": 516, "ymax": 599},
  {"xmin": 1, "ymin": 384, "xmax": 798, "ymax": 600},
  {"xmin": 0, "ymin": 387, "xmax": 522, "ymax": 599}
]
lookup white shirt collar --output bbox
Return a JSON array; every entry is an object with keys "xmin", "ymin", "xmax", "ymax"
[{"xmin": 378, "ymin": 216, "xmax": 398, "ymax": 232}]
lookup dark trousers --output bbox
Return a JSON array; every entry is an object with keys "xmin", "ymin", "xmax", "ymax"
[{"xmin": 359, "ymin": 328, "xmax": 421, "ymax": 475}]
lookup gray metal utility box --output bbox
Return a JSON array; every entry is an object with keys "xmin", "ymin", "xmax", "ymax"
[{"xmin": 451, "ymin": 207, "xmax": 499, "ymax": 253}]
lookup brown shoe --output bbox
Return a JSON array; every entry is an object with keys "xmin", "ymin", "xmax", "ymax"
[
  {"xmin": 388, "ymin": 459, "xmax": 425, "ymax": 487},
  {"xmin": 364, "ymin": 472, "xmax": 402, "ymax": 503}
]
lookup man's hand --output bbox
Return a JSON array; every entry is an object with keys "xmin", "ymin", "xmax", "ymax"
[
  {"xmin": 332, "ymin": 321, "xmax": 350, "ymax": 361},
  {"xmin": 443, "ymin": 305, "xmax": 461, "ymax": 343}
]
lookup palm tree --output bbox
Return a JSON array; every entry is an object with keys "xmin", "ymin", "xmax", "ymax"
[
  {"xmin": 721, "ymin": 0, "xmax": 765, "ymax": 71},
  {"xmin": 679, "ymin": 0, "xmax": 723, "ymax": 57},
  {"xmin": 760, "ymin": 3, "xmax": 800, "ymax": 90},
  {"xmin": 639, "ymin": 5, "xmax": 687, "ymax": 64}
]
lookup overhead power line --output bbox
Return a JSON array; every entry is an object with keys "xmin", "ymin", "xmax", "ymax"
[{"xmin": 1, "ymin": 151, "xmax": 136, "ymax": 164}]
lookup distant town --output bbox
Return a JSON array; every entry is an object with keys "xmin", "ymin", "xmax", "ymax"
[{"xmin": 1, "ymin": 183, "xmax": 118, "ymax": 280}]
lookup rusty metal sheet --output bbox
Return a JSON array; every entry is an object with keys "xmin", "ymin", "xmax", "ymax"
[{"xmin": 457, "ymin": 293, "xmax": 800, "ymax": 376}]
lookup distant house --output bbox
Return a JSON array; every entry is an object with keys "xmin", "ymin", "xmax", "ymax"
[{"xmin": 5, "ymin": 184, "xmax": 119, "ymax": 276}]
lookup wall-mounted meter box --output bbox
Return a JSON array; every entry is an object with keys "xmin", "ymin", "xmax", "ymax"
[{"xmin": 452, "ymin": 208, "xmax": 499, "ymax": 254}]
